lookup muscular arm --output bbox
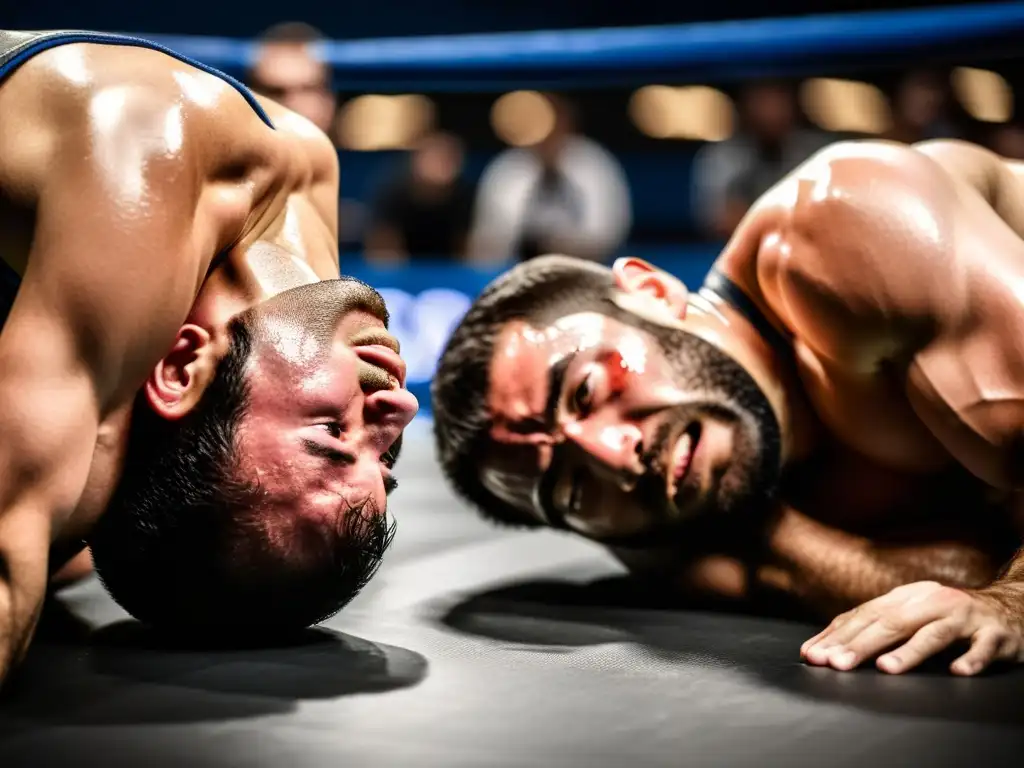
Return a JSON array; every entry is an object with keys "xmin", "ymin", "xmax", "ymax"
[
  {"xmin": 913, "ymin": 139, "xmax": 1024, "ymax": 239},
  {"xmin": 0, "ymin": 76, "xmax": 258, "ymax": 685},
  {"xmin": 725, "ymin": 140, "xmax": 1024, "ymax": 494},
  {"xmin": 758, "ymin": 506, "xmax": 1004, "ymax": 618},
  {"xmin": 901, "ymin": 145, "xmax": 1024, "ymax": 603},
  {"xmin": 614, "ymin": 501, "xmax": 999, "ymax": 622},
  {"xmin": 613, "ymin": 505, "xmax": 1002, "ymax": 620}
]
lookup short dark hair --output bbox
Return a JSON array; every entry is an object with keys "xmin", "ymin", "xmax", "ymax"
[
  {"xmin": 248, "ymin": 22, "xmax": 331, "ymax": 93},
  {"xmin": 432, "ymin": 255, "xmax": 629, "ymax": 528},
  {"xmin": 89, "ymin": 316, "xmax": 394, "ymax": 638},
  {"xmin": 256, "ymin": 21, "xmax": 327, "ymax": 45}
]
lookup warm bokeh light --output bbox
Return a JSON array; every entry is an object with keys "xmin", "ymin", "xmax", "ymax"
[
  {"xmin": 629, "ymin": 85, "xmax": 682, "ymax": 139},
  {"xmin": 952, "ymin": 67, "xmax": 1013, "ymax": 123},
  {"xmin": 800, "ymin": 78, "xmax": 892, "ymax": 134},
  {"xmin": 629, "ymin": 85, "xmax": 734, "ymax": 141},
  {"xmin": 335, "ymin": 94, "xmax": 436, "ymax": 151},
  {"xmin": 491, "ymin": 90, "xmax": 557, "ymax": 147}
]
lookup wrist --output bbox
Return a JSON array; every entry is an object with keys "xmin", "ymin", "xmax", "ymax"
[{"xmin": 975, "ymin": 580, "xmax": 1024, "ymax": 633}]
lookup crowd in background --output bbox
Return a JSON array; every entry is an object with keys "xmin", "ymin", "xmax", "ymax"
[{"xmin": 244, "ymin": 21, "xmax": 1024, "ymax": 267}]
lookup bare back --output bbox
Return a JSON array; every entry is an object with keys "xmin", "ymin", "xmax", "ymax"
[
  {"xmin": 0, "ymin": 36, "xmax": 342, "ymax": 679},
  {"xmin": 720, "ymin": 140, "xmax": 1024, "ymax": 493}
]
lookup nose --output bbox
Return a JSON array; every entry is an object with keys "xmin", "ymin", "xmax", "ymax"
[
  {"xmin": 365, "ymin": 387, "xmax": 419, "ymax": 432},
  {"xmin": 564, "ymin": 419, "xmax": 643, "ymax": 487}
]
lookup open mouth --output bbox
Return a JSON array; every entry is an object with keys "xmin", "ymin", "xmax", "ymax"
[{"xmin": 666, "ymin": 422, "xmax": 702, "ymax": 507}]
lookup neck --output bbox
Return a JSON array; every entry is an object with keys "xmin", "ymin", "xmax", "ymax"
[
  {"xmin": 684, "ymin": 281, "xmax": 817, "ymax": 468},
  {"xmin": 187, "ymin": 241, "xmax": 322, "ymax": 331}
]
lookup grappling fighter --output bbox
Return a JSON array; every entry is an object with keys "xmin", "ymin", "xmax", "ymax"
[
  {"xmin": 433, "ymin": 138, "xmax": 1024, "ymax": 677},
  {"xmin": 0, "ymin": 30, "xmax": 416, "ymax": 686}
]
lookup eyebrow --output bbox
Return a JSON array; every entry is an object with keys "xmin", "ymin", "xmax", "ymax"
[
  {"xmin": 543, "ymin": 353, "xmax": 576, "ymax": 432},
  {"xmin": 532, "ymin": 353, "xmax": 577, "ymax": 528},
  {"xmin": 303, "ymin": 438, "xmax": 402, "ymax": 496},
  {"xmin": 301, "ymin": 438, "xmax": 357, "ymax": 465}
]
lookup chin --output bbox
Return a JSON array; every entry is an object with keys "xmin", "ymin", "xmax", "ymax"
[{"xmin": 676, "ymin": 459, "xmax": 773, "ymax": 523}]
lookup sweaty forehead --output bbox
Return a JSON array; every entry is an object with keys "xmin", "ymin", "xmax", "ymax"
[{"xmin": 487, "ymin": 313, "xmax": 612, "ymax": 440}]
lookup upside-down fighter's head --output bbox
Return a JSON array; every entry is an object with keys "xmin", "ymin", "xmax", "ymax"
[
  {"xmin": 90, "ymin": 277, "xmax": 418, "ymax": 637},
  {"xmin": 432, "ymin": 255, "xmax": 783, "ymax": 547}
]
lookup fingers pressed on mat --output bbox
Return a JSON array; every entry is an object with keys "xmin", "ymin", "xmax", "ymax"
[
  {"xmin": 824, "ymin": 619, "xmax": 908, "ymax": 670},
  {"xmin": 803, "ymin": 611, "xmax": 876, "ymax": 665},
  {"xmin": 951, "ymin": 629, "xmax": 1007, "ymax": 676},
  {"xmin": 877, "ymin": 619, "xmax": 961, "ymax": 674}
]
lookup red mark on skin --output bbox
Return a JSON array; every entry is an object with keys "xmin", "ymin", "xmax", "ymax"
[{"xmin": 602, "ymin": 350, "xmax": 629, "ymax": 395}]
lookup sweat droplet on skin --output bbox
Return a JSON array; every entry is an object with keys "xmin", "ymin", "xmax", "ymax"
[{"xmin": 617, "ymin": 331, "xmax": 649, "ymax": 375}]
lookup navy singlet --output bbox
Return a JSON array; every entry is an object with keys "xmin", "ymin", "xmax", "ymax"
[{"xmin": 0, "ymin": 29, "xmax": 274, "ymax": 330}]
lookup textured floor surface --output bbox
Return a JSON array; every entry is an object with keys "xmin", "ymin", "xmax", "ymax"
[{"xmin": 1, "ymin": 419, "xmax": 1023, "ymax": 767}]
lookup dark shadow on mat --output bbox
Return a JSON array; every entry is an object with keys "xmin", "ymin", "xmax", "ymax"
[
  {"xmin": 1, "ymin": 605, "xmax": 428, "ymax": 728},
  {"xmin": 439, "ymin": 575, "xmax": 1024, "ymax": 726}
]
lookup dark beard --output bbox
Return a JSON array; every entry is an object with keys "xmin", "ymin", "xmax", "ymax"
[{"xmin": 591, "ymin": 312, "xmax": 783, "ymax": 550}]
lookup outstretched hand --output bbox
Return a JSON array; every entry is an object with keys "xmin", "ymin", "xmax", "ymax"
[{"xmin": 800, "ymin": 580, "xmax": 1024, "ymax": 675}]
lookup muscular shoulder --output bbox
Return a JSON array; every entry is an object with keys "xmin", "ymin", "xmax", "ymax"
[
  {"xmin": 0, "ymin": 43, "xmax": 285, "ymax": 229},
  {"xmin": 785, "ymin": 140, "xmax": 957, "ymax": 259},
  {"xmin": 746, "ymin": 141, "xmax": 965, "ymax": 357},
  {"xmin": 259, "ymin": 98, "xmax": 339, "ymax": 182}
]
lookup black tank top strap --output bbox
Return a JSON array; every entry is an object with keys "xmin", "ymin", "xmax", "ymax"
[
  {"xmin": 702, "ymin": 267, "xmax": 792, "ymax": 358},
  {"xmin": 0, "ymin": 29, "xmax": 279, "ymax": 331},
  {"xmin": 0, "ymin": 29, "xmax": 274, "ymax": 130}
]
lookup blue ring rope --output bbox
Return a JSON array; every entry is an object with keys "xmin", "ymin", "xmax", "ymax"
[{"xmin": 137, "ymin": 2, "xmax": 1024, "ymax": 89}]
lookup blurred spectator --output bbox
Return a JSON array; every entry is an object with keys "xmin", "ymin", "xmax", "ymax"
[
  {"xmin": 881, "ymin": 70, "xmax": 957, "ymax": 147},
  {"xmin": 364, "ymin": 132, "xmax": 475, "ymax": 263},
  {"xmin": 692, "ymin": 80, "xmax": 830, "ymax": 240},
  {"xmin": 989, "ymin": 124, "xmax": 1024, "ymax": 160},
  {"xmin": 247, "ymin": 22, "xmax": 336, "ymax": 136},
  {"xmin": 469, "ymin": 94, "xmax": 632, "ymax": 264}
]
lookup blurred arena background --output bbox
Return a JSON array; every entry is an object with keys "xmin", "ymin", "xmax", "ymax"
[
  {"xmin": 10, "ymin": 1, "xmax": 1024, "ymax": 412},
  {"xmin": 8, "ymin": 9, "xmax": 1024, "ymax": 767}
]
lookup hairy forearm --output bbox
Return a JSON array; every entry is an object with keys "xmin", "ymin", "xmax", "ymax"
[{"xmin": 760, "ymin": 507, "xmax": 1002, "ymax": 619}]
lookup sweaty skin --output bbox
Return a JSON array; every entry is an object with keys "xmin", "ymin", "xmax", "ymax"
[
  {"xmin": 0, "ymin": 43, "xmax": 411, "ymax": 684},
  {"xmin": 478, "ymin": 139, "xmax": 1024, "ymax": 674},
  {"xmin": 732, "ymin": 140, "xmax": 1024, "ymax": 674}
]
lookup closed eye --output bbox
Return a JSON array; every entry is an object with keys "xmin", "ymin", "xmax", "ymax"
[
  {"xmin": 301, "ymin": 438, "xmax": 356, "ymax": 464},
  {"xmin": 381, "ymin": 434, "xmax": 403, "ymax": 469},
  {"xmin": 317, "ymin": 421, "xmax": 344, "ymax": 440},
  {"xmin": 381, "ymin": 434, "xmax": 403, "ymax": 496}
]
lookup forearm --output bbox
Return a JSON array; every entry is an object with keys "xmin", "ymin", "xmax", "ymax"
[
  {"xmin": 0, "ymin": 363, "xmax": 97, "ymax": 686},
  {"xmin": 0, "ymin": 511, "xmax": 52, "ymax": 688},
  {"xmin": 0, "ymin": 578, "xmax": 42, "ymax": 687},
  {"xmin": 760, "ymin": 506, "xmax": 1002, "ymax": 618}
]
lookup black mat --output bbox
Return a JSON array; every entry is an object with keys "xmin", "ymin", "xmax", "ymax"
[{"xmin": 2, "ymin": 421, "xmax": 1023, "ymax": 767}]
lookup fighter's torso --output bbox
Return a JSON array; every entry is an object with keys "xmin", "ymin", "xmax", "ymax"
[
  {"xmin": 0, "ymin": 30, "xmax": 341, "ymax": 325},
  {"xmin": 0, "ymin": 32, "xmax": 342, "ymax": 558},
  {"xmin": 726, "ymin": 140, "xmax": 1024, "ymax": 509}
]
